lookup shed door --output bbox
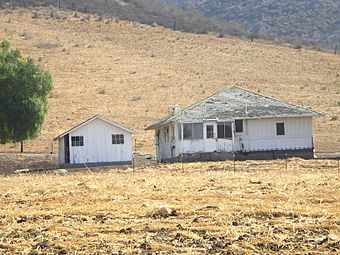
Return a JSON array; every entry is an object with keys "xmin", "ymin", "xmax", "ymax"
[{"xmin": 64, "ymin": 134, "xmax": 70, "ymax": 164}]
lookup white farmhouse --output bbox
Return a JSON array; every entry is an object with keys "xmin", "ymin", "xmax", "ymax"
[
  {"xmin": 54, "ymin": 115, "xmax": 133, "ymax": 166},
  {"xmin": 146, "ymin": 86, "xmax": 322, "ymax": 162}
]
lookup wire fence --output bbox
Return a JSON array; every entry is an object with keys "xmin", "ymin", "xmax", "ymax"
[
  {"xmin": 175, "ymin": 157, "xmax": 340, "ymax": 174},
  {"xmin": 228, "ymin": 158, "xmax": 340, "ymax": 173},
  {"xmin": 0, "ymin": 152, "xmax": 339, "ymax": 174}
]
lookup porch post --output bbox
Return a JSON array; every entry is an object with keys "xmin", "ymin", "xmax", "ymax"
[{"xmin": 231, "ymin": 121, "xmax": 235, "ymax": 152}]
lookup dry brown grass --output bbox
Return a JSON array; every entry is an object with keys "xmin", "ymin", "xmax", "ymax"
[
  {"xmin": 0, "ymin": 159, "xmax": 339, "ymax": 254},
  {"xmin": 0, "ymin": 8, "xmax": 340, "ymax": 155}
]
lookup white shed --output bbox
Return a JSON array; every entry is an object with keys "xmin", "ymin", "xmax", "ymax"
[
  {"xmin": 146, "ymin": 86, "xmax": 323, "ymax": 162},
  {"xmin": 54, "ymin": 115, "xmax": 133, "ymax": 166}
]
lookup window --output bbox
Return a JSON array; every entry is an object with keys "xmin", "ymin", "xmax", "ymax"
[
  {"xmin": 193, "ymin": 123, "xmax": 203, "ymax": 139},
  {"xmin": 178, "ymin": 124, "xmax": 182, "ymax": 140},
  {"xmin": 183, "ymin": 123, "xmax": 203, "ymax": 140},
  {"xmin": 235, "ymin": 120, "xmax": 243, "ymax": 133},
  {"xmin": 164, "ymin": 126, "xmax": 169, "ymax": 142},
  {"xmin": 217, "ymin": 123, "xmax": 232, "ymax": 139},
  {"xmin": 206, "ymin": 125, "xmax": 214, "ymax": 139},
  {"xmin": 183, "ymin": 124, "xmax": 192, "ymax": 139},
  {"xmin": 171, "ymin": 125, "xmax": 175, "ymax": 141},
  {"xmin": 112, "ymin": 134, "xmax": 124, "ymax": 144},
  {"xmin": 276, "ymin": 123, "xmax": 285, "ymax": 136},
  {"xmin": 71, "ymin": 136, "xmax": 84, "ymax": 147}
]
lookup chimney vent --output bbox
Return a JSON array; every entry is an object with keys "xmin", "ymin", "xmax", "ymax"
[{"xmin": 170, "ymin": 105, "xmax": 181, "ymax": 116}]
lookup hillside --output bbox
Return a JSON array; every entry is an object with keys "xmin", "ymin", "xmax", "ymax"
[
  {"xmin": 0, "ymin": 8, "xmax": 339, "ymax": 154},
  {"xmin": 166, "ymin": 0, "xmax": 340, "ymax": 49},
  {"xmin": 0, "ymin": 0, "xmax": 249, "ymax": 37}
]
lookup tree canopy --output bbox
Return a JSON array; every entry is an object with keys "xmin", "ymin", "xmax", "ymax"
[{"xmin": 0, "ymin": 40, "xmax": 53, "ymax": 151}]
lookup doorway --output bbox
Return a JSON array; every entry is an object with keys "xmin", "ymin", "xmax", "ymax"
[{"xmin": 64, "ymin": 134, "xmax": 70, "ymax": 164}]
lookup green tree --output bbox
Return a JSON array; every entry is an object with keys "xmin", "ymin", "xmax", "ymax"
[{"xmin": 0, "ymin": 40, "xmax": 53, "ymax": 152}]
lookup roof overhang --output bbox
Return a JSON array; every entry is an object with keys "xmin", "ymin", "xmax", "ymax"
[
  {"xmin": 54, "ymin": 115, "xmax": 134, "ymax": 141},
  {"xmin": 145, "ymin": 112, "xmax": 324, "ymax": 131}
]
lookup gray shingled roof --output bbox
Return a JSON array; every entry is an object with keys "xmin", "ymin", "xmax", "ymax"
[{"xmin": 146, "ymin": 86, "xmax": 322, "ymax": 130}]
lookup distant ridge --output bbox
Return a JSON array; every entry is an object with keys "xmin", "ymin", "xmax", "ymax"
[
  {"xmin": 0, "ymin": 0, "xmax": 249, "ymax": 38},
  {"xmin": 164, "ymin": 0, "xmax": 340, "ymax": 49}
]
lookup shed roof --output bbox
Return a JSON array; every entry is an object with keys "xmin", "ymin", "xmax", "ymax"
[
  {"xmin": 146, "ymin": 86, "xmax": 323, "ymax": 130},
  {"xmin": 54, "ymin": 115, "xmax": 133, "ymax": 140}
]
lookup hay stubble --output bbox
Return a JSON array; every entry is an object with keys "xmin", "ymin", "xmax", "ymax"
[{"xmin": 0, "ymin": 160, "xmax": 339, "ymax": 254}]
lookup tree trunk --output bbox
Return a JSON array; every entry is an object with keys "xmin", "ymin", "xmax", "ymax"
[{"xmin": 20, "ymin": 140, "xmax": 23, "ymax": 153}]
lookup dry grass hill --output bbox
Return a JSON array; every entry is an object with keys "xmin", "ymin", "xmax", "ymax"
[{"xmin": 0, "ymin": 7, "xmax": 339, "ymax": 154}]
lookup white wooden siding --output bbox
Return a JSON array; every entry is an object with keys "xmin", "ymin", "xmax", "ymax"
[
  {"xmin": 238, "ymin": 117, "xmax": 313, "ymax": 152},
  {"xmin": 67, "ymin": 118, "xmax": 132, "ymax": 164}
]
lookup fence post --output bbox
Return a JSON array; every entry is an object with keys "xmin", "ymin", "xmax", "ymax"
[
  {"xmin": 285, "ymin": 152, "xmax": 288, "ymax": 171},
  {"xmin": 338, "ymin": 159, "xmax": 339, "ymax": 174},
  {"xmin": 132, "ymin": 138, "xmax": 137, "ymax": 172},
  {"xmin": 233, "ymin": 153, "xmax": 236, "ymax": 172}
]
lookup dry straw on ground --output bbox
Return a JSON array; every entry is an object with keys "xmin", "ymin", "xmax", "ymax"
[
  {"xmin": 0, "ymin": 8, "xmax": 339, "ymax": 154},
  {"xmin": 0, "ymin": 159, "xmax": 339, "ymax": 254}
]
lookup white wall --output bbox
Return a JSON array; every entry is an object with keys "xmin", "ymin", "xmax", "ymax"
[
  {"xmin": 238, "ymin": 117, "xmax": 313, "ymax": 152},
  {"xmin": 179, "ymin": 140, "xmax": 205, "ymax": 154},
  {"xmin": 63, "ymin": 118, "xmax": 132, "ymax": 164}
]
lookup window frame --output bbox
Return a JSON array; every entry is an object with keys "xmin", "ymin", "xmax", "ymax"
[
  {"xmin": 276, "ymin": 122, "xmax": 285, "ymax": 136},
  {"xmin": 192, "ymin": 123, "xmax": 203, "ymax": 139},
  {"xmin": 71, "ymin": 136, "xmax": 84, "ymax": 147},
  {"xmin": 217, "ymin": 122, "xmax": 233, "ymax": 139},
  {"xmin": 235, "ymin": 119, "xmax": 243, "ymax": 133},
  {"xmin": 182, "ymin": 123, "xmax": 203, "ymax": 140},
  {"xmin": 112, "ymin": 134, "xmax": 125, "ymax": 144},
  {"xmin": 164, "ymin": 126, "xmax": 169, "ymax": 142},
  {"xmin": 206, "ymin": 125, "xmax": 214, "ymax": 139},
  {"xmin": 183, "ymin": 123, "xmax": 193, "ymax": 140}
]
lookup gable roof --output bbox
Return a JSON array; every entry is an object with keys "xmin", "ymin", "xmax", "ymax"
[
  {"xmin": 146, "ymin": 86, "xmax": 323, "ymax": 130},
  {"xmin": 54, "ymin": 115, "xmax": 133, "ymax": 140}
]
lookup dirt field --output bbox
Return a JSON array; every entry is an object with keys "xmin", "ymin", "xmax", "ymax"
[
  {"xmin": 0, "ymin": 8, "xmax": 339, "ymax": 154},
  {"xmin": 0, "ymin": 159, "xmax": 339, "ymax": 254},
  {"xmin": 0, "ymin": 153, "xmax": 57, "ymax": 174}
]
